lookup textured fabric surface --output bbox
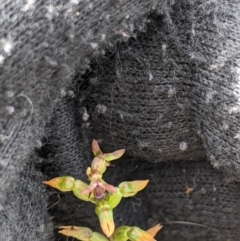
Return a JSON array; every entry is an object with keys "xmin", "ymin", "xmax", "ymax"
[
  {"xmin": 82, "ymin": 13, "xmax": 204, "ymax": 162},
  {"xmin": 1, "ymin": 0, "xmax": 240, "ymax": 240},
  {"xmin": 47, "ymin": 159, "xmax": 240, "ymax": 241}
]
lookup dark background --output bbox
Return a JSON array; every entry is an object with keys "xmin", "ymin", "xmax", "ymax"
[{"xmin": 1, "ymin": 1, "xmax": 240, "ymax": 240}]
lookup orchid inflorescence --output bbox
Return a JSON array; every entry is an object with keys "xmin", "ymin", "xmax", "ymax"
[{"xmin": 43, "ymin": 139, "xmax": 162, "ymax": 241}]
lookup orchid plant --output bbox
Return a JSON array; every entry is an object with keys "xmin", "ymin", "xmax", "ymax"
[{"xmin": 43, "ymin": 139, "xmax": 162, "ymax": 240}]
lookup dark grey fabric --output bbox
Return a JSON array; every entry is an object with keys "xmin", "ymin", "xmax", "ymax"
[
  {"xmin": 1, "ymin": 0, "xmax": 240, "ymax": 240},
  {"xmin": 50, "ymin": 159, "xmax": 240, "ymax": 241}
]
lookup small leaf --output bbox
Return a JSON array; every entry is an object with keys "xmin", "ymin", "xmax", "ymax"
[
  {"xmin": 118, "ymin": 180, "xmax": 149, "ymax": 197},
  {"xmin": 103, "ymin": 149, "xmax": 125, "ymax": 161},
  {"xmin": 72, "ymin": 180, "xmax": 96, "ymax": 204},
  {"xmin": 43, "ymin": 176, "xmax": 75, "ymax": 192},
  {"xmin": 95, "ymin": 201, "xmax": 115, "ymax": 237},
  {"xmin": 58, "ymin": 226, "xmax": 92, "ymax": 241},
  {"xmin": 146, "ymin": 224, "xmax": 162, "ymax": 238},
  {"xmin": 92, "ymin": 139, "xmax": 102, "ymax": 156}
]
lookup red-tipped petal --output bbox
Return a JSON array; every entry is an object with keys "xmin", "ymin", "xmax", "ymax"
[
  {"xmin": 81, "ymin": 182, "xmax": 97, "ymax": 195},
  {"xmin": 92, "ymin": 139, "xmax": 102, "ymax": 156},
  {"xmin": 103, "ymin": 149, "xmax": 125, "ymax": 161},
  {"xmin": 101, "ymin": 182, "xmax": 117, "ymax": 194}
]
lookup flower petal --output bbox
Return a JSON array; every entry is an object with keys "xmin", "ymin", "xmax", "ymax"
[
  {"xmin": 43, "ymin": 176, "xmax": 75, "ymax": 192},
  {"xmin": 146, "ymin": 224, "xmax": 162, "ymax": 238},
  {"xmin": 72, "ymin": 180, "xmax": 96, "ymax": 203},
  {"xmin": 91, "ymin": 232, "xmax": 109, "ymax": 241},
  {"xmin": 95, "ymin": 202, "xmax": 115, "ymax": 237},
  {"xmin": 93, "ymin": 185, "xmax": 105, "ymax": 200},
  {"xmin": 103, "ymin": 149, "xmax": 125, "ymax": 161},
  {"xmin": 101, "ymin": 182, "xmax": 117, "ymax": 194},
  {"xmin": 111, "ymin": 226, "xmax": 130, "ymax": 241},
  {"xmin": 118, "ymin": 180, "xmax": 149, "ymax": 197},
  {"xmin": 92, "ymin": 139, "xmax": 102, "ymax": 156},
  {"xmin": 127, "ymin": 227, "xmax": 156, "ymax": 241},
  {"xmin": 105, "ymin": 188, "xmax": 122, "ymax": 209},
  {"xmin": 58, "ymin": 226, "xmax": 92, "ymax": 241},
  {"xmin": 81, "ymin": 182, "xmax": 98, "ymax": 195},
  {"xmin": 91, "ymin": 157, "xmax": 107, "ymax": 174}
]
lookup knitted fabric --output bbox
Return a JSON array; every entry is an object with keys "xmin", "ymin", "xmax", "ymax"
[{"xmin": 1, "ymin": 0, "xmax": 240, "ymax": 240}]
